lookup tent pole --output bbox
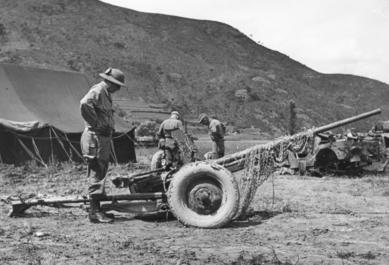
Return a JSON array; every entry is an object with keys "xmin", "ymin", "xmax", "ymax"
[
  {"xmin": 16, "ymin": 137, "xmax": 47, "ymax": 168},
  {"xmin": 63, "ymin": 132, "xmax": 84, "ymax": 161},
  {"xmin": 110, "ymin": 140, "xmax": 119, "ymax": 166},
  {"xmin": 31, "ymin": 138, "xmax": 48, "ymax": 168},
  {"xmin": 50, "ymin": 128, "xmax": 72, "ymax": 162},
  {"xmin": 123, "ymin": 132, "xmax": 137, "ymax": 143},
  {"xmin": 123, "ymin": 132, "xmax": 137, "ymax": 162},
  {"xmin": 49, "ymin": 127, "xmax": 55, "ymax": 164}
]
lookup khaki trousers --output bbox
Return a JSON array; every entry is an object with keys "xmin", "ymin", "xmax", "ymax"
[
  {"xmin": 81, "ymin": 128, "xmax": 111, "ymax": 197},
  {"xmin": 212, "ymin": 139, "xmax": 225, "ymax": 159}
]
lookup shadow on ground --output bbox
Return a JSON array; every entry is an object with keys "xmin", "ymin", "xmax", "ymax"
[{"xmin": 227, "ymin": 210, "xmax": 283, "ymax": 228}]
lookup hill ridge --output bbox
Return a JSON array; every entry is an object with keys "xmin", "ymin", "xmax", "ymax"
[{"xmin": 0, "ymin": 0, "xmax": 388, "ymax": 134}]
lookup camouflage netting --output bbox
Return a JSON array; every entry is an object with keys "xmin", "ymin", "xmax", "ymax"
[
  {"xmin": 236, "ymin": 130, "xmax": 315, "ymax": 218},
  {"xmin": 171, "ymin": 130, "xmax": 199, "ymax": 164},
  {"xmin": 172, "ymin": 127, "xmax": 315, "ymax": 219}
]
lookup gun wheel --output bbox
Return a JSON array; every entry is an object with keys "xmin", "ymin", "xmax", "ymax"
[
  {"xmin": 168, "ymin": 162, "xmax": 239, "ymax": 228},
  {"xmin": 150, "ymin": 150, "xmax": 165, "ymax": 170}
]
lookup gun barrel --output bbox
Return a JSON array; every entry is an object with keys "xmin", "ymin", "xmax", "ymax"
[
  {"xmin": 215, "ymin": 108, "xmax": 382, "ymax": 170},
  {"xmin": 313, "ymin": 108, "xmax": 381, "ymax": 134}
]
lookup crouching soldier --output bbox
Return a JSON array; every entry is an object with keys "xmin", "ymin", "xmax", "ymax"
[
  {"xmin": 80, "ymin": 67, "xmax": 126, "ymax": 223},
  {"xmin": 199, "ymin": 113, "xmax": 225, "ymax": 159},
  {"xmin": 157, "ymin": 111, "xmax": 184, "ymax": 169}
]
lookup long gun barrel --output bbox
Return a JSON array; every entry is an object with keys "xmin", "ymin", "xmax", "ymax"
[
  {"xmin": 312, "ymin": 108, "xmax": 381, "ymax": 134},
  {"xmin": 216, "ymin": 108, "xmax": 382, "ymax": 172}
]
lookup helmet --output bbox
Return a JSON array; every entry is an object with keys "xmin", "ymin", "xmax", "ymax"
[
  {"xmin": 198, "ymin": 113, "xmax": 208, "ymax": 123},
  {"xmin": 99, "ymin": 67, "xmax": 126, "ymax": 87},
  {"xmin": 171, "ymin": 111, "xmax": 180, "ymax": 119}
]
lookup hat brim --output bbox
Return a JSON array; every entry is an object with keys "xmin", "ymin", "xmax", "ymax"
[{"xmin": 99, "ymin": 73, "xmax": 127, "ymax": 87}]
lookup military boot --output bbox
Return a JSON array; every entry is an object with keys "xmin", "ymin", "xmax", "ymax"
[
  {"xmin": 89, "ymin": 200, "xmax": 113, "ymax": 223},
  {"xmin": 92, "ymin": 212, "xmax": 114, "ymax": 223}
]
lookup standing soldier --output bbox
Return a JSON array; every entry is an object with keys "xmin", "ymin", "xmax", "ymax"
[
  {"xmin": 199, "ymin": 113, "xmax": 225, "ymax": 159},
  {"xmin": 157, "ymin": 111, "xmax": 185, "ymax": 169},
  {"xmin": 80, "ymin": 67, "xmax": 126, "ymax": 223}
]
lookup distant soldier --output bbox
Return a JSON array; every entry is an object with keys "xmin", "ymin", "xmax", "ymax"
[
  {"xmin": 157, "ymin": 111, "xmax": 185, "ymax": 169},
  {"xmin": 199, "ymin": 113, "xmax": 225, "ymax": 159},
  {"xmin": 80, "ymin": 67, "xmax": 126, "ymax": 223}
]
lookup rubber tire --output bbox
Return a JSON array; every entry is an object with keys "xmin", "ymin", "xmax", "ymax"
[
  {"xmin": 314, "ymin": 148, "xmax": 339, "ymax": 174},
  {"xmin": 168, "ymin": 161, "xmax": 239, "ymax": 228},
  {"xmin": 150, "ymin": 150, "xmax": 164, "ymax": 170}
]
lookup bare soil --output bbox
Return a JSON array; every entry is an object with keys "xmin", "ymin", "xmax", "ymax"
[{"xmin": 0, "ymin": 160, "xmax": 388, "ymax": 265}]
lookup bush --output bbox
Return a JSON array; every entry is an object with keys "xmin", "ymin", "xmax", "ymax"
[{"xmin": 135, "ymin": 120, "xmax": 159, "ymax": 137}]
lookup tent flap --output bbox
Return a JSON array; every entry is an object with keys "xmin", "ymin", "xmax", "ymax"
[{"xmin": 0, "ymin": 118, "xmax": 48, "ymax": 132}]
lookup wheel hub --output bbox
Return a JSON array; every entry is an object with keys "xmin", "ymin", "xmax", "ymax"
[{"xmin": 187, "ymin": 183, "xmax": 222, "ymax": 215}]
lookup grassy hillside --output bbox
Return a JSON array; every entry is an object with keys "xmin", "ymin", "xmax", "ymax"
[{"xmin": 0, "ymin": 0, "xmax": 388, "ymax": 134}]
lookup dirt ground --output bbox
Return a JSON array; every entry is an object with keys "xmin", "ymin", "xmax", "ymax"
[{"xmin": 0, "ymin": 158, "xmax": 388, "ymax": 265}]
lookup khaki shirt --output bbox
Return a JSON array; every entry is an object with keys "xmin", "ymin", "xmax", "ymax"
[
  {"xmin": 157, "ymin": 118, "xmax": 184, "ymax": 139},
  {"xmin": 209, "ymin": 118, "xmax": 224, "ymax": 141},
  {"xmin": 80, "ymin": 82, "xmax": 114, "ymax": 132}
]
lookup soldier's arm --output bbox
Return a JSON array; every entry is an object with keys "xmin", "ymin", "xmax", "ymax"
[
  {"xmin": 215, "ymin": 123, "xmax": 224, "ymax": 138},
  {"xmin": 80, "ymin": 90, "xmax": 99, "ymax": 128},
  {"xmin": 210, "ymin": 122, "xmax": 223, "ymax": 140},
  {"xmin": 156, "ymin": 122, "xmax": 165, "ymax": 139},
  {"xmin": 209, "ymin": 122, "xmax": 217, "ymax": 141},
  {"xmin": 178, "ymin": 120, "xmax": 185, "ymax": 132}
]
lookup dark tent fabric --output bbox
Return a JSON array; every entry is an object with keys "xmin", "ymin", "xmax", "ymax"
[{"xmin": 0, "ymin": 63, "xmax": 136, "ymax": 165}]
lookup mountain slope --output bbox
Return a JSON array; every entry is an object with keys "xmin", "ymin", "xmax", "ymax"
[{"xmin": 0, "ymin": 0, "xmax": 388, "ymax": 134}]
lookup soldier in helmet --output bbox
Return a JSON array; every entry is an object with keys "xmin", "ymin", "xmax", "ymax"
[
  {"xmin": 199, "ymin": 113, "xmax": 225, "ymax": 159},
  {"xmin": 80, "ymin": 67, "xmax": 126, "ymax": 223},
  {"xmin": 157, "ymin": 111, "xmax": 185, "ymax": 169}
]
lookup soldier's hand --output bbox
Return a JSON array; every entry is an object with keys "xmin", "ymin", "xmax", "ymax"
[
  {"xmin": 96, "ymin": 125, "xmax": 113, "ymax": 136},
  {"xmin": 158, "ymin": 138, "xmax": 165, "ymax": 149}
]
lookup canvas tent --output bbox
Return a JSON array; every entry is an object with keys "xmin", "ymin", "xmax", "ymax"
[{"xmin": 0, "ymin": 63, "xmax": 136, "ymax": 165}]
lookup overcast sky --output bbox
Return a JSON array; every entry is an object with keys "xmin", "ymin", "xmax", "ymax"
[{"xmin": 102, "ymin": 0, "xmax": 389, "ymax": 84}]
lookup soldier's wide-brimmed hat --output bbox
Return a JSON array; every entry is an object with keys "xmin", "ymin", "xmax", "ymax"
[
  {"xmin": 99, "ymin": 67, "xmax": 126, "ymax": 87},
  {"xmin": 198, "ymin": 113, "xmax": 208, "ymax": 123}
]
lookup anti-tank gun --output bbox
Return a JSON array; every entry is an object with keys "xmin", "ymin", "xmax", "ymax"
[
  {"xmin": 280, "ymin": 109, "xmax": 384, "ymax": 175},
  {"xmin": 8, "ymin": 109, "xmax": 381, "ymax": 228},
  {"xmin": 214, "ymin": 109, "xmax": 382, "ymax": 173}
]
